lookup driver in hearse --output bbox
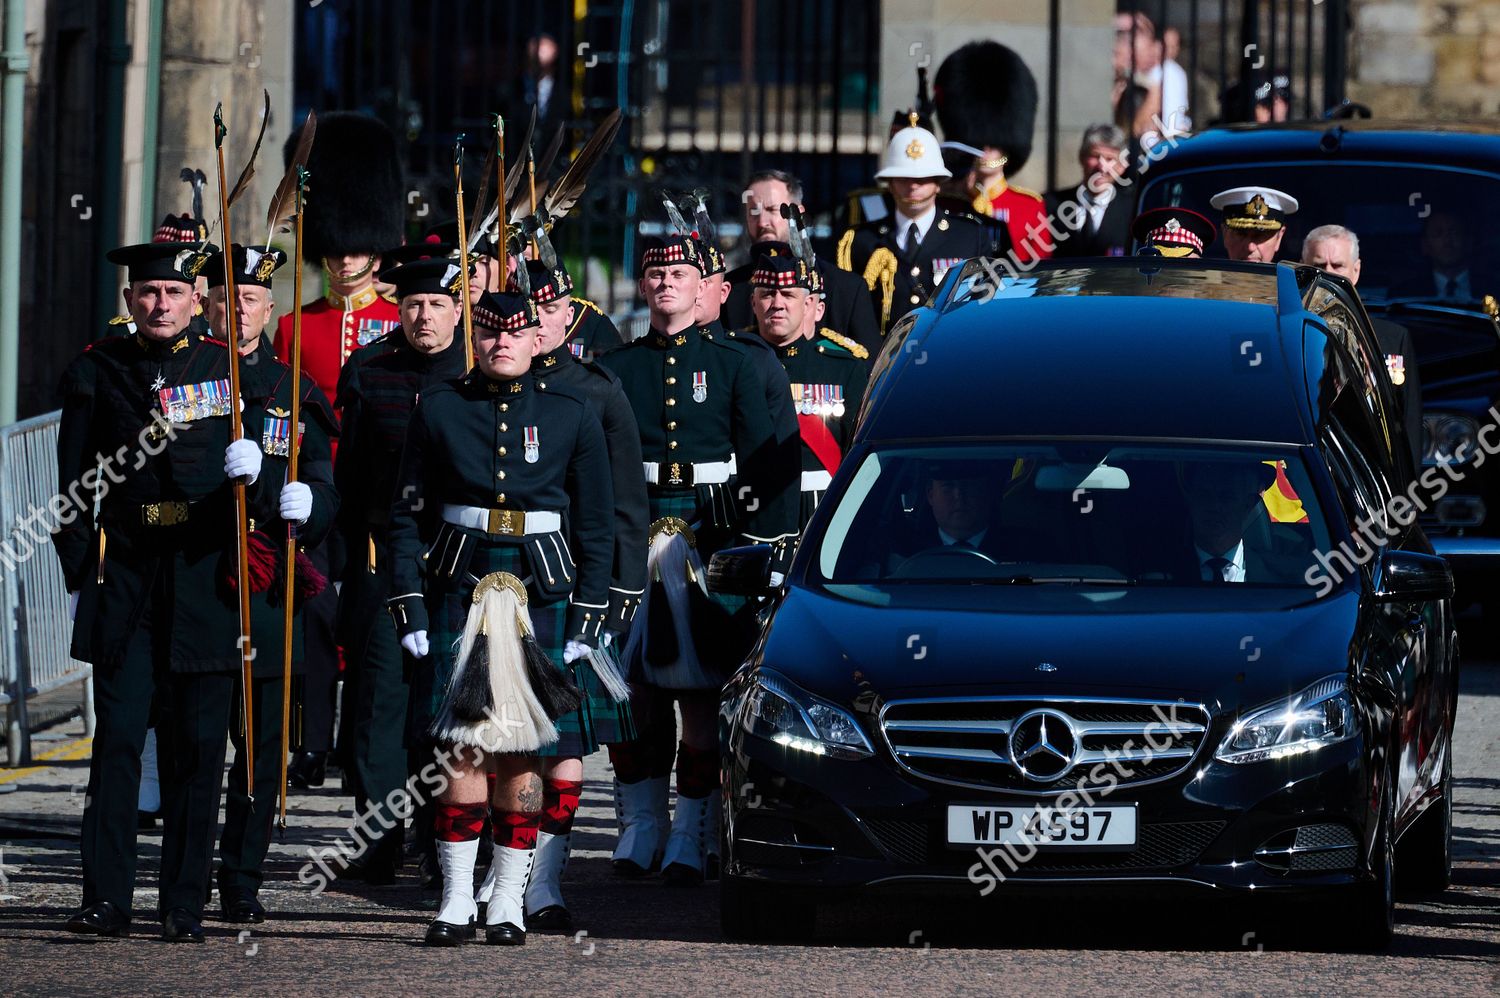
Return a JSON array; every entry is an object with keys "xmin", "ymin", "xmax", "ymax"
[{"xmin": 889, "ymin": 463, "xmax": 1022, "ymax": 571}]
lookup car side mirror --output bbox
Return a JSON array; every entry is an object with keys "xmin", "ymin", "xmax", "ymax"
[
  {"xmin": 707, "ymin": 544, "xmax": 774, "ymax": 597},
  {"xmin": 1373, "ymin": 550, "xmax": 1454, "ymax": 603}
]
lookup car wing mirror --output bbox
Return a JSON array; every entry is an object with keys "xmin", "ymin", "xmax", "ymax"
[
  {"xmin": 1373, "ymin": 550, "xmax": 1454, "ymax": 603},
  {"xmin": 708, "ymin": 544, "xmax": 775, "ymax": 597}
]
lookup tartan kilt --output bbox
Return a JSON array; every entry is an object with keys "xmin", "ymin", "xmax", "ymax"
[
  {"xmin": 623, "ymin": 487, "xmax": 759, "ymax": 690},
  {"xmin": 417, "ymin": 538, "xmax": 632, "ymax": 758}
]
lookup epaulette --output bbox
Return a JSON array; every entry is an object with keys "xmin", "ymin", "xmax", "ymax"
[
  {"xmin": 107, "ymin": 314, "xmax": 132, "ymax": 326},
  {"xmin": 570, "ymin": 296, "xmax": 605, "ymax": 316},
  {"xmin": 1009, "ymin": 184, "xmax": 1045, "ymax": 203},
  {"xmin": 378, "ymin": 290, "xmax": 399, "ymax": 305},
  {"xmin": 533, "ymin": 376, "xmax": 590, "ymax": 407},
  {"xmin": 836, "ymin": 229, "xmax": 856, "ymax": 271},
  {"xmin": 817, "ymin": 327, "xmax": 869, "ymax": 360}
]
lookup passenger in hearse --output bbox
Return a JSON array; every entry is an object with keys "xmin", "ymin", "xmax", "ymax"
[{"xmin": 1180, "ymin": 461, "xmax": 1311, "ymax": 584}]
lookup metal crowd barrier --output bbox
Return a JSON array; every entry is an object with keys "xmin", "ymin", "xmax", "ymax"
[{"xmin": 0, "ymin": 410, "xmax": 93, "ymax": 765}]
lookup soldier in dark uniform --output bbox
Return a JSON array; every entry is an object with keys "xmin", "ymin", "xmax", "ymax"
[
  {"xmin": 836, "ymin": 117, "xmax": 993, "ymax": 336},
  {"xmin": 748, "ymin": 251, "xmax": 870, "ymax": 526},
  {"xmin": 598, "ymin": 234, "xmax": 799, "ymax": 886},
  {"xmin": 202, "ymin": 245, "xmax": 340, "ymax": 923},
  {"xmin": 468, "ymin": 257, "xmax": 646, "ymax": 931},
  {"xmin": 723, "ymin": 170, "xmax": 881, "ymax": 357},
  {"xmin": 334, "ymin": 255, "xmax": 470, "ymax": 884},
  {"xmin": 276, "ymin": 113, "xmax": 408, "ymax": 792},
  {"xmin": 53, "ymin": 242, "xmax": 308, "ymax": 941},
  {"xmin": 386, "ymin": 289, "xmax": 614, "ymax": 946}
]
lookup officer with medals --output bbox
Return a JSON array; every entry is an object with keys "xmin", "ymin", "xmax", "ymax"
[
  {"xmin": 1302, "ymin": 223, "xmax": 1423, "ymax": 469},
  {"xmin": 599, "ymin": 232, "xmax": 798, "ymax": 886},
  {"xmin": 1209, "ymin": 186, "xmax": 1300, "ymax": 263},
  {"xmin": 468, "ymin": 246, "xmax": 646, "ymax": 933},
  {"xmin": 53, "ymin": 241, "xmax": 306, "ymax": 942},
  {"xmin": 749, "ymin": 249, "xmax": 869, "ymax": 526},
  {"xmin": 387, "ymin": 288, "xmax": 614, "ymax": 947},
  {"xmin": 1131, "ymin": 206, "xmax": 1217, "ymax": 259},
  {"xmin": 933, "ymin": 40, "xmax": 1052, "ymax": 264},
  {"xmin": 836, "ymin": 113, "xmax": 992, "ymax": 336},
  {"xmin": 724, "ymin": 170, "xmax": 882, "ymax": 357},
  {"xmin": 334, "ymin": 254, "xmax": 469, "ymax": 884},
  {"xmin": 202, "ymin": 244, "xmax": 340, "ymax": 924}
]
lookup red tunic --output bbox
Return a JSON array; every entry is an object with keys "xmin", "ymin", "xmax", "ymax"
[
  {"xmin": 974, "ymin": 177, "xmax": 1053, "ymax": 264},
  {"xmin": 273, "ymin": 287, "xmax": 402, "ymax": 410}
]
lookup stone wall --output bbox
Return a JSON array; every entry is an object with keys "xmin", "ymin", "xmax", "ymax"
[{"xmin": 1348, "ymin": 0, "xmax": 1500, "ymax": 118}]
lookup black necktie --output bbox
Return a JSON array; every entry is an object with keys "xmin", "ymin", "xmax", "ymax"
[
  {"xmin": 951, "ymin": 537, "xmax": 973, "ymax": 549},
  {"xmin": 1203, "ymin": 557, "xmax": 1232, "ymax": 582},
  {"xmin": 1445, "ymin": 275, "xmax": 1460, "ymax": 298}
]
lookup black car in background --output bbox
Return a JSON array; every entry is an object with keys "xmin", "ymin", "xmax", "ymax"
[
  {"xmin": 1137, "ymin": 121, "xmax": 1500, "ymax": 608},
  {"xmin": 712, "ymin": 260, "xmax": 1457, "ymax": 951}
]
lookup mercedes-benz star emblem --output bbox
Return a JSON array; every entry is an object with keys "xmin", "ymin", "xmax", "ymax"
[{"xmin": 1007, "ymin": 709, "xmax": 1078, "ymax": 782}]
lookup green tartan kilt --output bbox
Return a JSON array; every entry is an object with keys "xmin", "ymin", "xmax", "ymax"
[
  {"xmin": 624, "ymin": 487, "xmax": 758, "ymax": 689},
  {"xmin": 417, "ymin": 538, "xmax": 632, "ymax": 758}
]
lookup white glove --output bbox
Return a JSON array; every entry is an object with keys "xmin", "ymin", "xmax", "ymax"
[
  {"xmin": 68, "ymin": 591, "xmax": 79, "ymax": 621},
  {"xmin": 280, "ymin": 481, "xmax": 313, "ymax": 524},
  {"xmin": 401, "ymin": 631, "xmax": 430, "ymax": 658},
  {"xmin": 600, "ymin": 631, "xmax": 614, "ymax": 650},
  {"xmin": 224, "ymin": 438, "xmax": 263, "ymax": 485},
  {"xmin": 769, "ymin": 572, "xmax": 786, "ymax": 588},
  {"xmin": 563, "ymin": 640, "xmax": 589, "ymax": 664}
]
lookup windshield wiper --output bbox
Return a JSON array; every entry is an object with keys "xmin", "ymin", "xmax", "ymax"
[{"xmin": 974, "ymin": 575, "xmax": 1136, "ymax": 586}]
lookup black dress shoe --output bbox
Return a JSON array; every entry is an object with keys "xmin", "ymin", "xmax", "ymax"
[
  {"xmin": 220, "ymin": 889, "xmax": 266, "ymax": 924},
  {"xmin": 65, "ymin": 901, "xmax": 130, "ymax": 937},
  {"xmin": 525, "ymin": 905, "xmax": 573, "ymax": 933},
  {"xmin": 161, "ymin": 908, "xmax": 205, "ymax": 943},
  {"xmin": 661, "ymin": 862, "xmax": 704, "ymax": 887},
  {"xmin": 424, "ymin": 918, "xmax": 475, "ymax": 947},
  {"xmin": 485, "ymin": 921, "xmax": 526, "ymax": 946},
  {"xmin": 286, "ymin": 751, "xmax": 326, "ymax": 789}
]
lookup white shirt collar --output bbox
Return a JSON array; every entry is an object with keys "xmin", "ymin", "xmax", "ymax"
[
  {"xmin": 939, "ymin": 527, "xmax": 988, "ymax": 548},
  {"xmin": 1077, "ymin": 181, "xmax": 1117, "ymax": 208},
  {"xmin": 896, "ymin": 205, "xmax": 938, "ymax": 245}
]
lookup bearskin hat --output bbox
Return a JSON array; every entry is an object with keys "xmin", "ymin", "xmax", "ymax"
[
  {"xmin": 287, "ymin": 111, "xmax": 406, "ymax": 261},
  {"xmin": 933, "ymin": 41, "xmax": 1040, "ymax": 175}
]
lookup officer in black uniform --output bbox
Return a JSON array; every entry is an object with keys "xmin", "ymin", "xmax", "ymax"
[
  {"xmin": 53, "ymin": 241, "xmax": 307, "ymax": 941},
  {"xmin": 202, "ymin": 244, "xmax": 340, "ymax": 923},
  {"xmin": 836, "ymin": 117, "xmax": 993, "ymax": 335},
  {"xmin": 386, "ymin": 288, "xmax": 614, "ymax": 946},
  {"xmin": 334, "ymin": 254, "xmax": 470, "ymax": 884},
  {"xmin": 598, "ymin": 233, "xmax": 799, "ymax": 886},
  {"xmin": 723, "ymin": 169, "xmax": 882, "ymax": 357},
  {"xmin": 748, "ymin": 250, "xmax": 870, "ymax": 526}
]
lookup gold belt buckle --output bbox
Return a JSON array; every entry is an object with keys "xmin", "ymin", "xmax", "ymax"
[
  {"xmin": 486, "ymin": 508, "xmax": 525, "ymax": 535},
  {"xmin": 143, "ymin": 501, "xmax": 188, "ymax": 526},
  {"xmin": 666, "ymin": 461, "xmax": 687, "ymax": 487}
]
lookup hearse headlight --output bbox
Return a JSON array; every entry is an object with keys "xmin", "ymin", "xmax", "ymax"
[
  {"xmin": 742, "ymin": 669, "xmax": 874, "ymax": 760},
  {"xmin": 1215, "ymin": 675, "xmax": 1356, "ymax": 764}
]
